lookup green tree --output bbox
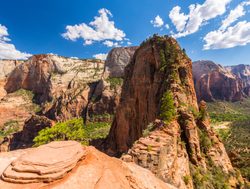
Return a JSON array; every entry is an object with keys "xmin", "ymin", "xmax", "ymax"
[{"xmin": 160, "ymin": 91, "xmax": 176, "ymax": 123}]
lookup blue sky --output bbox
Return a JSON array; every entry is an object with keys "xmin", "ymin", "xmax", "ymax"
[{"xmin": 0, "ymin": 0, "xmax": 249, "ymax": 65}]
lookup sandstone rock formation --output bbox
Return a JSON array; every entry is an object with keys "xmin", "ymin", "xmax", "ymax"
[
  {"xmin": 105, "ymin": 36, "xmax": 243, "ymax": 188},
  {"xmin": 104, "ymin": 46, "xmax": 138, "ymax": 78},
  {"xmin": 0, "ymin": 60, "xmax": 23, "ymax": 80},
  {"xmin": 8, "ymin": 115, "xmax": 54, "ymax": 151},
  {"xmin": 226, "ymin": 64, "xmax": 250, "ymax": 96},
  {"xmin": 193, "ymin": 60, "xmax": 245, "ymax": 102},
  {"xmin": 0, "ymin": 141, "xmax": 176, "ymax": 189},
  {"xmin": 5, "ymin": 54, "xmax": 104, "ymax": 104},
  {"xmin": 0, "ymin": 60, "xmax": 23, "ymax": 99}
]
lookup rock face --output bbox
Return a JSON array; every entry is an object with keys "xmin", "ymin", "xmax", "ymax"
[
  {"xmin": 226, "ymin": 64, "xmax": 250, "ymax": 96},
  {"xmin": 0, "ymin": 141, "xmax": 176, "ymax": 189},
  {"xmin": 5, "ymin": 55, "xmax": 104, "ymax": 104},
  {"xmin": 0, "ymin": 60, "xmax": 23, "ymax": 99},
  {"xmin": 8, "ymin": 115, "xmax": 54, "ymax": 151},
  {"xmin": 105, "ymin": 36, "xmax": 242, "ymax": 188},
  {"xmin": 0, "ymin": 60, "xmax": 23, "ymax": 80},
  {"xmin": 193, "ymin": 60, "xmax": 245, "ymax": 102},
  {"xmin": 4, "ymin": 54, "xmax": 105, "ymax": 121},
  {"xmin": 104, "ymin": 47, "xmax": 138, "ymax": 78}
]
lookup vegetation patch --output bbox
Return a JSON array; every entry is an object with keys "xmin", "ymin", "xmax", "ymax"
[
  {"xmin": 207, "ymin": 98, "xmax": 250, "ymax": 182},
  {"xmin": 106, "ymin": 77, "xmax": 123, "ymax": 90},
  {"xmin": 13, "ymin": 89, "xmax": 34, "ymax": 101},
  {"xmin": 0, "ymin": 120, "xmax": 19, "ymax": 139},
  {"xmin": 190, "ymin": 162, "xmax": 231, "ymax": 189},
  {"xmin": 33, "ymin": 118, "xmax": 110, "ymax": 146},
  {"xmin": 160, "ymin": 91, "xmax": 176, "ymax": 124}
]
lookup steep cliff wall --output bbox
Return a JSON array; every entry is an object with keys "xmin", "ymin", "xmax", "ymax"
[
  {"xmin": 226, "ymin": 64, "xmax": 250, "ymax": 96},
  {"xmin": 193, "ymin": 61, "xmax": 245, "ymax": 102}
]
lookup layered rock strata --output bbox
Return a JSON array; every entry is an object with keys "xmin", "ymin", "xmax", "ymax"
[{"xmin": 1, "ymin": 141, "xmax": 84, "ymax": 184}]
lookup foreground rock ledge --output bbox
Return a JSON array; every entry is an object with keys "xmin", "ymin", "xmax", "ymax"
[
  {"xmin": 1, "ymin": 141, "xmax": 85, "ymax": 184},
  {"xmin": 0, "ymin": 141, "xmax": 176, "ymax": 189}
]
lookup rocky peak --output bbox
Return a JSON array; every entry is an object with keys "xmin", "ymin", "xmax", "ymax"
[
  {"xmin": 193, "ymin": 60, "xmax": 245, "ymax": 102},
  {"xmin": 105, "ymin": 35, "xmax": 242, "ymax": 188},
  {"xmin": 104, "ymin": 46, "xmax": 138, "ymax": 78}
]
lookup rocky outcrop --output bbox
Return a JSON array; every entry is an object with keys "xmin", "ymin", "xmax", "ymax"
[
  {"xmin": 4, "ymin": 55, "xmax": 105, "ymax": 121},
  {"xmin": 193, "ymin": 60, "xmax": 245, "ymax": 102},
  {"xmin": 104, "ymin": 47, "xmax": 138, "ymax": 78},
  {"xmin": 1, "ymin": 141, "xmax": 84, "ymax": 184},
  {"xmin": 0, "ymin": 141, "xmax": 176, "ymax": 189},
  {"xmin": 0, "ymin": 60, "xmax": 23, "ymax": 99},
  {"xmin": 0, "ymin": 60, "xmax": 23, "ymax": 80},
  {"xmin": 226, "ymin": 64, "xmax": 250, "ymax": 96},
  {"xmin": 9, "ymin": 115, "xmax": 54, "ymax": 150},
  {"xmin": 105, "ymin": 36, "xmax": 242, "ymax": 188},
  {"xmin": 5, "ymin": 55, "xmax": 104, "ymax": 104}
]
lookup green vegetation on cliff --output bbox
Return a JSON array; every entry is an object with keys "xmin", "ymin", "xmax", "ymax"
[
  {"xmin": 106, "ymin": 77, "xmax": 123, "ymax": 90},
  {"xmin": 33, "ymin": 118, "xmax": 110, "ymax": 146},
  {"xmin": 160, "ymin": 91, "xmax": 176, "ymax": 123}
]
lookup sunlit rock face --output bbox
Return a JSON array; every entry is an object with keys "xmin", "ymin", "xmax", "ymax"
[
  {"xmin": 226, "ymin": 64, "xmax": 250, "ymax": 96},
  {"xmin": 104, "ymin": 46, "xmax": 138, "ymax": 78},
  {"xmin": 193, "ymin": 60, "xmax": 245, "ymax": 102}
]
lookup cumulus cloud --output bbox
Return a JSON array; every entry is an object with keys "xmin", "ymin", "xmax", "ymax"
[
  {"xmin": 169, "ymin": 0, "xmax": 231, "ymax": 38},
  {"xmin": 203, "ymin": 1, "xmax": 250, "ymax": 50},
  {"xmin": 93, "ymin": 53, "xmax": 108, "ymax": 60},
  {"xmin": 0, "ymin": 24, "xmax": 31, "ymax": 60},
  {"xmin": 220, "ymin": 0, "xmax": 250, "ymax": 30},
  {"xmin": 203, "ymin": 21, "xmax": 250, "ymax": 49},
  {"xmin": 150, "ymin": 15, "xmax": 164, "ymax": 27},
  {"xmin": 103, "ymin": 40, "xmax": 120, "ymax": 47},
  {"xmin": 62, "ymin": 8, "xmax": 126, "ymax": 47}
]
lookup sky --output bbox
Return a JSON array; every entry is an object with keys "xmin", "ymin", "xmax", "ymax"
[{"xmin": 0, "ymin": 0, "xmax": 250, "ymax": 66}]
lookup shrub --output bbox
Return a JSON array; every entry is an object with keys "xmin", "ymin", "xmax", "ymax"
[
  {"xmin": 160, "ymin": 91, "xmax": 176, "ymax": 123},
  {"xmin": 142, "ymin": 122, "xmax": 155, "ymax": 137},
  {"xmin": 106, "ymin": 77, "xmax": 123, "ymax": 90},
  {"xmin": 13, "ymin": 89, "xmax": 34, "ymax": 101},
  {"xmin": 33, "ymin": 118, "xmax": 110, "ymax": 146},
  {"xmin": 0, "ymin": 120, "xmax": 19, "ymax": 138},
  {"xmin": 183, "ymin": 175, "xmax": 191, "ymax": 185},
  {"xmin": 198, "ymin": 128, "xmax": 212, "ymax": 153}
]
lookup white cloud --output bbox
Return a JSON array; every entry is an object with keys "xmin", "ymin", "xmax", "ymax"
[
  {"xmin": 165, "ymin": 24, "xmax": 170, "ymax": 30},
  {"xmin": 127, "ymin": 41, "xmax": 132, "ymax": 46},
  {"xmin": 0, "ymin": 24, "xmax": 31, "ymax": 60},
  {"xmin": 220, "ymin": 0, "xmax": 250, "ymax": 30},
  {"xmin": 103, "ymin": 40, "xmax": 120, "ymax": 47},
  {"xmin": 62, "ymin": 8, "xmax": 126, "ymax": 46},
  {"xmin": 93, "ymin": 53, "xmax": 108, "ymax": 60},
  {"xmin": 203, "ymin": 21, "xmax": 250, "ymax": 50},
  {"xmin": 169, "ymin": 6, "xmax": 189, "ymax": 32},
  {"xmin": 150, "ymin": 15, "xmax": 164, "ymax": 28},
  {"xmin": 169, "ymin": 0, "xmax": 231, "ymax": 38}
]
